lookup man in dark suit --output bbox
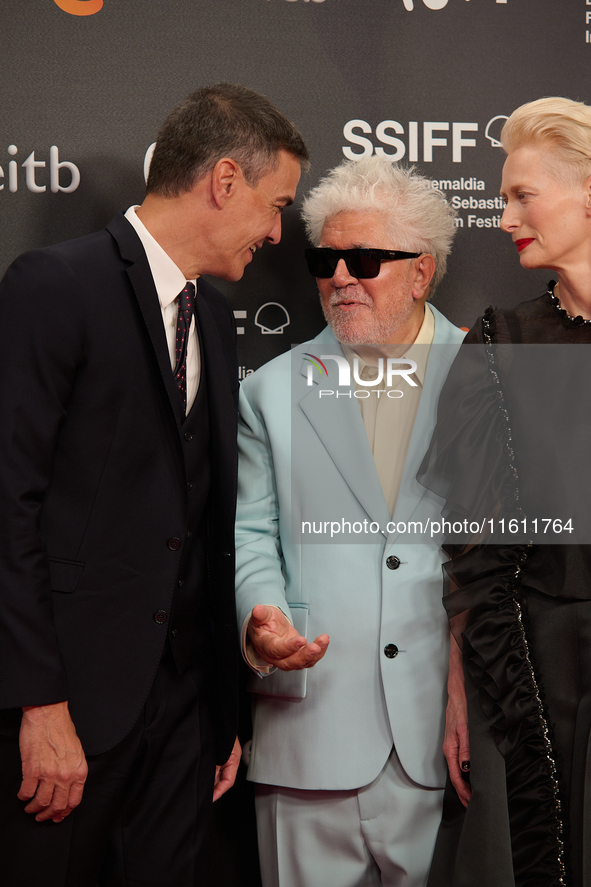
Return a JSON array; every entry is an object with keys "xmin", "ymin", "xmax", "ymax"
[{"xmin": 0, "ymin": 83, "xmax": 308, "ymax": 886}]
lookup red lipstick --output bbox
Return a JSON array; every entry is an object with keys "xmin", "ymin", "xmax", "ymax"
[{"xmin": 515, "ymin": 238, "xmax": 534, "ymax": 252}]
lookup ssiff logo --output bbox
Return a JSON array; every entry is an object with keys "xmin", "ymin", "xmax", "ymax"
[{"xmin": 53, "ymin": 0, "xmax": 103, "ymax": 15}]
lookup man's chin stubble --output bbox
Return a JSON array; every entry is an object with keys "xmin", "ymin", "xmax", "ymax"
[
  {"xmin": 322, "ymin": 305, "xmax": 396, "ymax": 345},
  {"xmin": 322, "ymin": 305, "xmax": 369, "ymax": 344}
]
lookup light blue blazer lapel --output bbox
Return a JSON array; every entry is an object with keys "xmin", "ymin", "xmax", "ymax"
[
  {"xmin": 390, "ymin": 307, "xmax": 465, "ymax": 540},
  {"xmin": 295, "ymin": 331, "xmax": 391, "ymax": 535}
]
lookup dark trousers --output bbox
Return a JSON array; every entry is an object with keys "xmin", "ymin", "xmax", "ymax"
[{"xmin": 0, "ymin": 645, "xmax": 216, "ymax": 887}]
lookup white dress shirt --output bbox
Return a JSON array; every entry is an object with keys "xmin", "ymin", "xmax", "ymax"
[{"xmin": 125, "ymin": 206, "xmax": 200, "ymax": 413}]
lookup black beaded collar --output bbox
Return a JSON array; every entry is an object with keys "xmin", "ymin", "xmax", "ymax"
[{"xmin": 548, "ymin": 280, "xmax": 591, "ymax": 326}]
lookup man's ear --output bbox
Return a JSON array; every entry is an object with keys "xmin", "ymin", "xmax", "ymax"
[
  {"xmin": 584, "ymin": 175, "xmax": 591, "ymax": 214},
  {"xmin": 411, "ymin": 254, "xmax": 436, "ymax": 300},
  {"xmin": 211, "ymin": 158, "xmax": 242, "ymax": 208}
]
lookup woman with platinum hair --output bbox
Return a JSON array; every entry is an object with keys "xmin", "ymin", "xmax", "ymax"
[{"xmin": 423, "ymin": 97, "xmax": 591, "ymax": 887}]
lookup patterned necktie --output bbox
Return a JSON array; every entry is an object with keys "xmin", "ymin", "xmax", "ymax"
[{"xmin": 174, "ymin": 281, "xmax": 196, "ymax": 412}]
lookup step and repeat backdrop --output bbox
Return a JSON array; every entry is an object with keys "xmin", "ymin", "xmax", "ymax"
[
  {"xmin": 1, "ymin": 2, "xmax": 588, "ymax": 884},
  {"xmin": 2, "ymin": 0, "xmax": 587, "ymax": 374}
]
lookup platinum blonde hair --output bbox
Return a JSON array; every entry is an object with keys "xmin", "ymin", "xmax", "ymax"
[
  {"xmin": 301, "ymin": 156, "xmax": 457, "ymax": 294},
  {"xmin": 501, "ymin": 97, "xmax": 591, "ymax": 185}
]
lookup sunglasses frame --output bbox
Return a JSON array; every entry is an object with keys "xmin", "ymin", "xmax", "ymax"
[{"xmin": 305, "ymin": 247, "xmax": 421, "ymax": 280}]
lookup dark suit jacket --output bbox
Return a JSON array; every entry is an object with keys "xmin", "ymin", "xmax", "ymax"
[{"xmin": 0, "ymin": 213, "xmax": 239, "ymax": 760}]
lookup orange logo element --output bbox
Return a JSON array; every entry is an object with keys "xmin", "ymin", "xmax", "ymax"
[{"xmin": 54, "ymin": 0, "xmax": 103, "ymax": 15}]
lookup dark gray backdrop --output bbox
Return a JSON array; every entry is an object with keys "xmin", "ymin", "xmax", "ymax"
[
  {"xmin": 1, "ymin": 0, "xmax": 588, "ymax": 882},
  {"xmin": 3, "ymin": 0, "xmax": 586, "ymax": 371}
]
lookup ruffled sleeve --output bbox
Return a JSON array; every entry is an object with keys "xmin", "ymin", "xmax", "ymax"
[
  {"xmin": 419, "ymin": 309, "xmax": 567, "ymax": 885},
  {"xmin": 446, "ymin": 543, "xmax": 567, "ymax": 885}
]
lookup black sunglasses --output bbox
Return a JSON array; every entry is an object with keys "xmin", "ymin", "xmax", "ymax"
[{"xmin": 305, "ymin": 247, "xmax": 421, "ymax": 280}]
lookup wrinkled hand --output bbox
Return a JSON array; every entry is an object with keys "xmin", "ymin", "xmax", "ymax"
[
  {"xmin": 18, "ymin": 701, "xmax": 88, "ymax": 823},
  {"xmin": 248, "ymin": 605, "xmax": 329, "ymax": 671},
  {"xmin": 443, "ymin": 636, "xmax": 471, "ymax": 807},
  {"xmin": 213, "ymin": 736, "xmax": 241, "ymax": 803}
]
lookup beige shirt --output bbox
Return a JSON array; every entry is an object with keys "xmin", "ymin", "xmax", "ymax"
[
  {"xmin": 343, "ymin": 303, "xmax": 434, "ymax": 515},
  {"xmin": 124, "ymin": 206, "xmax": 200, "ymax": 413}
]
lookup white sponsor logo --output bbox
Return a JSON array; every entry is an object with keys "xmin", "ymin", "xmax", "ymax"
[
  {"xmin": 0, "ymin": 145, "xmax": 80, "ymax": 193},
  {"xmin": 267, "ymin": 0, "xmax": 507, "ymax": 5},
  {"xmin": 485, "ymin": 116, "xmax": 509, "ymax": 148},
  {"xmin": 255, "ymin": 302, "xmax": 291, "ymax": 334},
  {"xmin": 233, "ymin": 310, "xmax": 247, "ymax": 336},
  {"xmin": 401, "ymin": 0, "xmax": 506, "ymax": 8},
  {"xmin": 343, "ymin": 115, "xmax": 509, "ymax": 164},
  {"xmin": 144, "ymin": 143, "xmax": 156, "ymax": 183},
  {"xmin": 343, "ymin": 119, "xmax": 478, "ymax": 164}
]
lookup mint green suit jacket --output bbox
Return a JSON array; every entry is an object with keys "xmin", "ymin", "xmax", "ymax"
[{"xmin": 235, "ymin": 306, "xmax": 465, "ymax": 790}]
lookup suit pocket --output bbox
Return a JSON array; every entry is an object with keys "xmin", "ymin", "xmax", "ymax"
[
  {"xmin": 247, "ymin": 603, "xmax": 309, "ymax": 700},
  {"xmin": 48, "ymin": 558, "xmax": 85, "ymax": 593}
]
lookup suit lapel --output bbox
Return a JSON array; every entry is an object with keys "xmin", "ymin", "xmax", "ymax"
[
  {"xmin": 389, "ymin": 310, "xmax": 464, "ymax": 539},
  {"xmin": 294, "ymin": 312, "xmax": 462, "ymax": 545},
  {"xmin": 296, "ymin": 339, "xmax": 391, "ymax": 534},
  {"xmin": 194, "ymin": 285, "xmax": 237, "ymax": 443},
  {"xmin": 193, "ymin": 283, "xmax": 238, "ymax": 521},
  {"xmin": 107, "ymin": 213, "xmax": 185, "ymax": 427}
]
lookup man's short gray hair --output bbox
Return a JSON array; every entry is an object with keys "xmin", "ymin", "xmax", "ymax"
[
  {"xmin": 301, "ymin": 156, "xmax": 457, "ymax": 294},
  {"xmin": 147, "ymin": 83, "xmax": 309, "ymax": 197}
]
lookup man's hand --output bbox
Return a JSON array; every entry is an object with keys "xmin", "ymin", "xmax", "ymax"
[
  {"xmin": 248, "ymin": 605, "xmax": 329, "ymax": 671},
  {"xmin": 18, "ymin": 700, "xmax": 88, "ymax": 823},
  {"xmin": 213, "ymin": 736, "xmax": 241, "ymax": 803},
  {"xmin": 443, "ymin": 635, "xmax": 471, "ymax": 807}
]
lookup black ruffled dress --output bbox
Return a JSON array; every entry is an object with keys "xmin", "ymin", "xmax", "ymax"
[{"xmin": 422, "ymin": 287, "xmax": 591, "ymax": 887}]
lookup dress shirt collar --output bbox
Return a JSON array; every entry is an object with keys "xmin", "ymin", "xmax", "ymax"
[{"xmin": 124, "ymin": 206, "xmax": 196, "ymax": 308}]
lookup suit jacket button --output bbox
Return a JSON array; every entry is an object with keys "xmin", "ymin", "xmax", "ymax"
[
  {"xmin": 384, "ymin": 644, "xmax": 399, "ymax": 659},
  {"xmin": 171, "ymin": 628, "xmax": 178, "ymax": 638},
  {"xmin": 386, "ymin": 555, "xmax": 401, "ymax": 570},
  {"xmin": 167, "ymin": 537, "xmax": 181, "ymax": 551},
  {"xmin": 154, "ymin": 610, "xmax": 168, "ymax": 624},
  {"xmin": 184, "ymin": 431, "xmax": 194, "ymax": 441}
]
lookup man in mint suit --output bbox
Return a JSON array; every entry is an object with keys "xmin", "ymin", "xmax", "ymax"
[{"xmin": 235, "ymin": 157, "xmax": 465, "ymax": 887}]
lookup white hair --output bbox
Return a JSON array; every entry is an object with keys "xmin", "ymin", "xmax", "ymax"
[{"xmin": 301, "ymin": 156, "xmax": 457, "ymax": 293}]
